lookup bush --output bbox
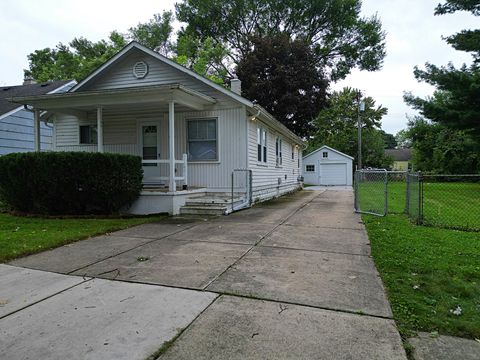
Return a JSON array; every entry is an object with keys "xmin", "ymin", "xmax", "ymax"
[{"xmin": 0, "ymin": 152, "xmax": 143, "ymax": 215}]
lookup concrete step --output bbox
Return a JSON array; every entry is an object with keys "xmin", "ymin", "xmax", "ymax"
[
  {"xmin": 180, "ymin": 205, "xmax": 227, "ymax": 216},
  {"xmin": 185, "ymin": 197, "xmax": 244, "ymax": 206}
]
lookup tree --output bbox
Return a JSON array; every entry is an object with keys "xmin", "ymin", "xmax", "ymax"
[
  {"xmin": 236, "ymin": 34, "xmax": 327, "ymax": 137},
  {"xmin": 176, "ymin": 0, "xmax": 386, "ymax": 81},
  {"xmin": 404, "ymin": 0, "xmax": 480, "ymax": 135},
  {"xmin": 128, "ymin": 11, "xmax": 174, "ymax": 55},
  {"xmin": 24, "ymin": 32, "xmax": 127, "ymax": 82},
  {"xmin": 308, "ymin": 87, "xmax": 392, "ymax": 168},
  {"xmin": 402, "ymin": 116, "xmax": 480, "ymax": 173},
  {"xmin": 24, "ymin": 12, "xmax": 175, "ymax": 82},
  {"xmin": 379, "ymin": 130, "xmax": 397, "ymax": 148}
]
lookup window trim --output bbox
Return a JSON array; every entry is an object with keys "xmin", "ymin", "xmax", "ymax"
[
  {"xmin": 305, "ymin": 164, "xmax": 315, "ymax": 172},
  {"xmin": 257, "ymin": 125, "xmax": 267, "ymax": 164},
  {"xmin": 275, "ymin": 136, "xmax": 283, "ymax": 167},
  {"xmin": 79, "ymin": 124, "xmax": 97, "ymax": 145},
  {"xmin": 186, "ymin": 117, "xmax": 218, "ymax": 162}
]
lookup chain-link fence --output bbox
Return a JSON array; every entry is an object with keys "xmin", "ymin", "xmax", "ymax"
[
  {"xmin": 420, "ymin": 175, "xmax": 480, "ymax": 231},
  {"xmin": 354, "ymin": 170, "xmax": 388, "ymax": 216},
  {"xmin": 387, "ymin": 171, "xmax": 408, "ymax": 214},
  {"xmin": 405, "ymin": 172, "xmax": 422, "ymax": 223}
]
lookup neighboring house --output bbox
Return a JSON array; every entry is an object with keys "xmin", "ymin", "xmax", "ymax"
[
  {"xmin": 385, "ymin": 148, "xmax": 412, "ymax": 171},
  {"xmin": 11, "ymin": 41, "xmax": 303, "ymax": 215},
  {"xmin": 0, "ymin": 80, "xmax": 76, "ymax": 154},
  {"xmin": 303, "ymin": 145, "xmax": 353, "ymax": 186}
]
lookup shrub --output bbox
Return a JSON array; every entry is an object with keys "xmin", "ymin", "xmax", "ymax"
[{"xmin": 0, "ymin": 152, "xmax": 143, "ymax": 215}]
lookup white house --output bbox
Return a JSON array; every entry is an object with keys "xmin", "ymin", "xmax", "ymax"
[
  {"xmin": 303, "ymin": 145, "xmax": 353, "ymax": 186},
  {"xmin": 0, "ymin": 80, "xmax": 75, "ymax": 154},
  {"xmin": 11, "ymin": 42, "xmax": 303, "ymax": 215}
]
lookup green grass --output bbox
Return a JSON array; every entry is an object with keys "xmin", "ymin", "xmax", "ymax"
[
  {"xmin": 357, "ymin": 181, "xmax": 480, "ymax": 231},
  {"xmin": 364, "ymin": 213, "xmax": 480, "ymax": 339},
  {"xmin": 423, "ymin": 182, "xmax": 480, "ymax": 230},
  {"xmin": 0, "ymin": 213, "xmax": 165, "ymax": 262}
]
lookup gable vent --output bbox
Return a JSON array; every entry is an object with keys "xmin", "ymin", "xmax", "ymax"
[{"xmin": 132, "ymin": 61, "xmax": 148, "ymax": 79}]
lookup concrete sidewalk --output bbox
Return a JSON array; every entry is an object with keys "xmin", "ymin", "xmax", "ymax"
[{"xmin": 5, "ymin": 189, "xmax": 407, "ymax": 359}]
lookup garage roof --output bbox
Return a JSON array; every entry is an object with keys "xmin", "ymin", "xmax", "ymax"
[{"xmin": 303, "ymin": 145, "xmax": 354, "ymax": 160}]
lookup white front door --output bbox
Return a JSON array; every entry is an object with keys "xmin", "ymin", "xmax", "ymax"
[{"xmin": 139, "ymin": 121, "xmax": 162, "ymax": 184}]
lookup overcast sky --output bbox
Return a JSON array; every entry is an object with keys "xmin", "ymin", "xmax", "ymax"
[{"xmin": 0, "ymin": 0, "xmax": 477, "ymax": 134}]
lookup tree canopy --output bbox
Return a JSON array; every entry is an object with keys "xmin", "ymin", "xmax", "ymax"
[
  {"xmin": 236, "ymin": 34, "xmax": 327, "ymax": 137},
  {"xmin": 176, "ymin": 0, "xmax": 386, "ymax": 81},
  {"xmin": 401, "ymin": 116, "xmax": 480, "ymax": 173},
  {"xmin": 404, "ymin": 0, "xmax": 480, "ymax": 135},
  {"xmin": 308, "ymin": 87, "xmax": 392, "ymax": 169}
]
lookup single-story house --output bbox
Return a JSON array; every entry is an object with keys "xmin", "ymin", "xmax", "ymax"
[
  {"xmin": 0, "ymin": 80, "xmax": 75, "ymax": 154},
  {"xmin": 385, "ymin": 148, "xmax": 412, "ymax": 171},
  {"xmin": 302, "ymin": 145, "xmax": 353, "ymax": 186},
  {"xmin": 10, "ymin": 41, "xmax": 303, "ymax": 215}
]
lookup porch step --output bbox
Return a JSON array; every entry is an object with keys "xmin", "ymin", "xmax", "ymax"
[
  {"xmin": 179, "ymin": 205, "xmax": 227, "ymax": 216},
  {"xmin": 185, "ymin": 196, "xmax": 244, "ymax": 207}
]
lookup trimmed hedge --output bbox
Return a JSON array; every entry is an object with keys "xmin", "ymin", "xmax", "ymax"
[{"xmin": 0, "ymin": 152, "xmax": 143, "ymax": 215}]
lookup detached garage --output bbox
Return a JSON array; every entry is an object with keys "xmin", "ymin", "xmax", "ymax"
[{"xmin": 302, "ymin": 145, "xmax": 353, "ymax": 186}]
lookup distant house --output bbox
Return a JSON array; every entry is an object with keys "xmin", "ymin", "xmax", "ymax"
[
  {"xmin": 385, "ymin": 148, "xmax": 412, "ymax": 171},
  {"xmin": 302, "ymin": 145, "xmax": 353, "ymax": 186},
  {"xmin": 0, "ymin": 80, "xmax": 75, "ymax": 154},
  {"xmin": 10, "ymin": 42, "xmax": 303, "ymax": 215}
]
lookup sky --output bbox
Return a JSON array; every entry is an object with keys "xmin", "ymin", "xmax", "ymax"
[{"xmin": 0, "ymin": 0, "xmax": 477, "ymax": 134}]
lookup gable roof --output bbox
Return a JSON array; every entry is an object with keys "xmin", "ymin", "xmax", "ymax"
[
  {"xmin": 71, "ymin": 42, "xmax": 253, "ymax": 106},
  {"xmin": 70, "ymin": 41, "xmax": 302, "ymax": 144},
  {"xmin": 385, "ymin": 148, "xmax": 411, "ymax": 161},
  {"xmin": 0, "ymin": 80, "xmax": 74, "ymax": 117},
  {"xmin": 303, "ymin": 145, "xmax": 354, "ymax": 160}
]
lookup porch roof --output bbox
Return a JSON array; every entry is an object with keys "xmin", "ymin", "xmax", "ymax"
[{"xmin": 9, "ymin": 83, "xmax": 216, "ymax": 112}]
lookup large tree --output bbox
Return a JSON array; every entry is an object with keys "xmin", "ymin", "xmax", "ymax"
[
  {"xmin": 402, "ymin": 116, "xmax": 480, "ymax": 173},
  {"xmin": 236, "ymin": 34, "xmax": 327, "ymax": 137},
  {"xmin": 404, "ymin": 0, "xmax": 480, "ymax": 135},
  {"xmin": 175, "ymin": 0, "xmax": 386, "ymax": 81},
  {"xmin": 308, "ymin": 87, "xmax": 392, "ymax": 168},
  {"xmin": 24, "ymin": 11, "xmax": 174, "ymax": 82}
]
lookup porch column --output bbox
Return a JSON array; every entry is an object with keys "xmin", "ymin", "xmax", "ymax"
[
  {"xmin": 97, "ymin": 107, "xmax": 104, "ymax": 153},
  {"xmin": 33, "ymin": 109, "xmax": 41, "ymax": 152},
  {"xmin": 168, "ymin": 101, "xmax": 176, "ymax": 192}
]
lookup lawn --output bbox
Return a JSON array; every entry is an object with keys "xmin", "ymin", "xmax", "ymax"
[
  {"xmin": 0, "ymin": 213, "xmax": 165, "ymax": 262},
  {"xmin": 364, "ymin": 213, "xmax": 480, "ymax": 340},
  {"xmin": 357, "ymin": 180, "xmax": 480, "ymax": 231}
]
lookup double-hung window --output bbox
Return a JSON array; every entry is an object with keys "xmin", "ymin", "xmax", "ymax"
[
  {"xmin": 257, "ymin": 126, "xmax": 267, "ymax": 163},
  {"xmin": 187, "ymin": 118, "xmax": 217, "ymax": 161},
  {"xmin": 276, "ymin": 137, "xmax": 283, "ymax": 166},
  {"xmin": 79, "ymin": 125, "xmax": 97, "ymax": 144}
]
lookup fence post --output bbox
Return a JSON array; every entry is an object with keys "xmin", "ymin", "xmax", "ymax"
[
  {"xmin": 418, "ymin": 172, "xmax": 423, "ymax": 225},
  {"xmin": 231, "ymin": 172, "xmax": 235, "ymax": 212},
  {"xmin": 405, "ymin": 172, "xmax": 410, "ymax": 214},
  {"xmin": 248, "ymin": 170, "xmax": 253, "ymax": 206},
  {"xmin": 384, "ymin": 170, "xmax": 388, "ymax": 216}
]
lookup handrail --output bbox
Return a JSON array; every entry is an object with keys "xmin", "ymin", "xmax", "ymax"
[{"xmin": 141, "ymin": 153, "xmax": 188, "ymax": 189}]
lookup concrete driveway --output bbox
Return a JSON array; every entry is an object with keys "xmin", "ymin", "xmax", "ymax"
[{"xmin": 4, "ymin": 189, "xmax": 406, "ymax": 359}]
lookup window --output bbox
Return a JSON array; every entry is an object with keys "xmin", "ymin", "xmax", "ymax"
[
  {"xmin": 322, "ymin": 151, "xmax": 328, "ymax": 158},
  {"xmin": 276, "ymin": 137, "xmax": 282, "ymax": 166},
  {"xmin": 79, "ymin": 125, "xmax": 97, "ymax": 144},
  {"xmin": 257, "ymin": 126, "xmax": 267, "ymax": 163},
  {"xmin": 292, "ymin": 145, "xmax": 295, "ymax": 160},
  {"xmin": 306, "ymin": 164, "xmax": 315, "ymax": 172},
  {"xmin": 187, "ymin": 118, "xmax": 217, "ymax": 161}
]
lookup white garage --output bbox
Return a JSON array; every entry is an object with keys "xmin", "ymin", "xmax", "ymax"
[{"xmin": 302, "ymin": 145, "xmax": 353, "ymax": 186}]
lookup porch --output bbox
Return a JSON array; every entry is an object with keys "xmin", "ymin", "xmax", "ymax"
[{"xmin": 15, "ymin": 84, "xmax": 217, "ymax": 194}]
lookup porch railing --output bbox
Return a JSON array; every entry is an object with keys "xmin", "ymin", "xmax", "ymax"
[{"xmin": 142, "ymin": 153, "xmax": 188, "ymax": 189}]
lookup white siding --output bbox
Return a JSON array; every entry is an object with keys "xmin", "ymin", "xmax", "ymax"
[
  {"xmin": 54, "ymin": 107, "xmax": 247, "ymax": 190},
  {"xmin": 302, "ymin": 147, "xmax": 353, "ymax": 186},
  {"xmin": 79, "ymin": 48, "xmax": 237, "ymax": 109},
  {"xmin": 0, "ymin": 109, "xmax": 52, "ymax": 154},
  {"xmin": 247, "ymin": 119, "xmax": 302, "ymax": 201}
]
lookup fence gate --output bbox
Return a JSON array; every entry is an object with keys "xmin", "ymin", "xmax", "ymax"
[{"xmin": 354, "ymin": 169, "xmax": 388, "ymax": 216}]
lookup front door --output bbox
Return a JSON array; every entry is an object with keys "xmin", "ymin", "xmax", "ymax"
[{"xmin": 139, "ymin": 121, "xmax": 162, "ymax": 184}]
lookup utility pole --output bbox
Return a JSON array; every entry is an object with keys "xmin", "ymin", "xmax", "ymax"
[{"xmin": 357, "ymin": 90, "xmax": 365, "ymax": 170}]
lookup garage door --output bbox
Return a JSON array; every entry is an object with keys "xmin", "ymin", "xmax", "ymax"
[{"xmin": 320, "ymin": 163, "xmax": 347, "ymax": 185}]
